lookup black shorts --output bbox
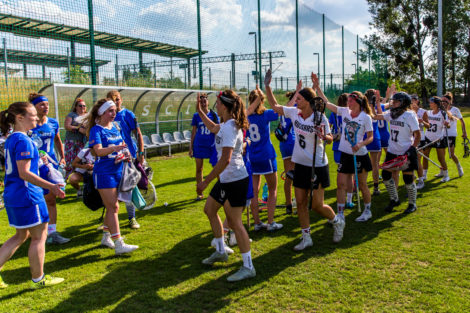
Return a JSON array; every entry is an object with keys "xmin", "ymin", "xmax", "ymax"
[
  {"xmin": 448, "ymin": 136, "xmax": 456, "ymax": 148},
  {"xmin": 383, "ymin": 150, "xmax": 418, "ymax": 173},
  {"xmin": 210, "ymin": 176, "xmax": 249, "ymax": 207},
  {"xmin": 293, "ymin": 163, "xmax": 330, "ymax": 190},
  {"xmin": 418, "ymin": 140, "xmax": 427, "ymax": 149},
  {"xmin": 337, "ymin": 152, "xmax": 372, "ymax": 174},
  {"xmin": 424, "ymin": 137, "xmax": 447, "ymax": 149}
]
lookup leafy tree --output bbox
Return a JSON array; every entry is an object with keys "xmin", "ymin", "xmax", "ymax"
[{"xmin": 62, "ymin": 65, "xmax": 89, "ymax": 84}]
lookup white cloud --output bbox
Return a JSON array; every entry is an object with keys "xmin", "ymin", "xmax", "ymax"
[{"xmin": 95, "ymin": 0, "xmax": 134, "ymax": 18}]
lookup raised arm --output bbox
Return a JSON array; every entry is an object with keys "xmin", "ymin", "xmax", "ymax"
[
  {"xmin": 246, "ymin": 85, "xmax": 261, "ymax": 116},
  {"xmin": 263, "ymin": 69, "xmax": 284, "ymax": 116},
  {"xmin": 196, "ymin": 93, "xmax": 220, "ymax": 134},
  {"xmin": 373, "ymin": 89, "xmax": 385, "ymax": 120},
  {"xmin": 311, "ymin": 72, "xmax": 338, "ymax": 114}
]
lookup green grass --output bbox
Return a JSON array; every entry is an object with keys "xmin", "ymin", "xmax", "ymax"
[{"xmin": 0, "ymin": 112, "xmax": 470, "ymax": 312}]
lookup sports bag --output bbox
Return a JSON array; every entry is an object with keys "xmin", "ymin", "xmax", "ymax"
[{"xmin": 82, "ymin": 172, "xmax": 104, "ymax": 211}]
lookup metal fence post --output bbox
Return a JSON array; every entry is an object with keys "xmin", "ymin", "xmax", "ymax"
[
  {"xmin": 196, "ymin": 0, "xmax": 203, "ymax": 88},
  {"xmin": 87, "ymin": 0, "xmax": 97, "ymax": 86},
  {"xmin": 295, "ymin": 0, "xmax": 299, "ymax": 83},
  {"xmin": 322, "ymin": 14, "xmax": 326, "ymax": 91},
  {"xmin": 3, "ymin": 38, "xmax": 8, "ymax": 87}
]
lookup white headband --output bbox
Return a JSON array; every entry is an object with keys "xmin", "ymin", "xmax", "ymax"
[{"xmin": 98, "ymin": 100, "xmax": 116, "ymax": 116}]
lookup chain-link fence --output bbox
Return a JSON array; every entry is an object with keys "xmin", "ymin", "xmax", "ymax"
[{"xmin": 0, "ymin": 0, "xmax": 387, "ymax": 109}]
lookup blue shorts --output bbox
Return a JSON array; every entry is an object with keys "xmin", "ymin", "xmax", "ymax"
[
  {"xmin": 334, "ymin": 150, "xmax": 342, "ymax": 164},
  {"xmin": 193, "ymin": 145, "xmax": 214, "ymax": 160},
  {"xmin": 279, "ymin": 141, "xmax": 294, "ymax": 159},
  {"xmin": 366, "ymin": 138, "xmax": 381, "ymax": 152},
  {"xmin": 245, "ymin": 160, "xmax": 254, "ymax": 200},
  {"xmin": 94, "ymin": 172, "xmax": 122, "ymax": 189},
  {"xmin": 380, "ymin": 132, "xmax": 390, "ymax": 148},
  {"xmin": 251, "ymin": 158, "xmax": 277, "ymax": 175},
  {"xmin": 6, "ymin": 201, "xmax": 49, "ymax": 229}
]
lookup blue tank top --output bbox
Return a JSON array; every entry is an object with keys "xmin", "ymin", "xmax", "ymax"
[{"xmin": 30, "ymin": 117, "xmax": 59, "ymax": 163}]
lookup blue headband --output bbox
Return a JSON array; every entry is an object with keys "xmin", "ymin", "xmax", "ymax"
[{"xmin": 31, "ymin": 96, "xmax": 48, "ymax": 105}]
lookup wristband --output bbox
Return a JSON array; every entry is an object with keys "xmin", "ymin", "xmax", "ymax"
[{"xmin": 139, "ymin": 151, "xmax": 144, "ymax": 156}]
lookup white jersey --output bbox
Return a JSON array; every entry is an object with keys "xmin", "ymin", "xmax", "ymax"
[
  {"xmin": 425, "ymin": 110, "xmax": 447, "ymax": 141},
  {"xmin": 383, "ymin": 111, "xmax": 420, "ymax": 155},
  {"xmin": 215, "ymin": 119, "xmax": 248, "ymax": 183},
  {"xmin": 448, "ymin": 106, "xmax": 462, "ymax": 137},
  {"xmin": 284, "ymin": 106, "xmax": 330, "ymax": 167},
  {"xmin": 415, "ymin": 107, "xmax": 426, "ymax": 139},
  {"xmin": 75, "ymin": 148, "xmax": 95, "ymax": 174},
  {"xmin": 337, "ymin": 107, "xmax": 373, "ymax": 156}
]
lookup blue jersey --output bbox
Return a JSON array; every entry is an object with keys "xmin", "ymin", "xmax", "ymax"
[
  {"xmin": 191, "ymin": 111, "xmax": 218, "ymax": 150},
  {"xmin": 89, "ymin": 124, "xmax": 124, "ymax": 174},
  {"xmin": 247, "ymin": 109, "xmax": 278, "ymax": 162},
  {"xmin": 3, "ymin": 132, "xmax": 44, "ymax": 208},
  {"xmin": 115, "ymin": 108, "xmax": 138, "ymax": 158},
  {"xmin": 31, "ymin": 117, "xmax": 59, "ymax": 163},
  {"xmin": 279, "ymin": 115, "xmax": 295, "ymax": 143},
  {"xmin": 377, "ymin": 104, "xmax": 390, "ymax": 137},
  {"xmin": 329, "ymin": 112, "xmax": 343, "ymax": 152},
  {"xmin": 364, "ymin": 118, "xmax": 381, "ymax": 142}
]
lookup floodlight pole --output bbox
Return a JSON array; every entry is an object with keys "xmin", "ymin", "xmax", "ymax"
[
  {"xmin": 295, "ymin": 0, "xmax": 299, "ymax": 83},
  {"xmin": 437, "ymin": 0, "xmax": 443, "ymax": 96},
  {"xmin": 322, "ymin": 14, "xmax": 326, "ymax": 91},
  {"xmin": 249, "ymin": 32, "xmax": 258, "ymax": 85},
  {"xmin": 257, "ymin": 0, "xmax": 263, "ymax": 90},
  {"xmin": 196, "ymin": 0, "xmax": 203, "ymax": 89},
  {"xmin": 313, "ymin": 52, "xmax": 320, "ymax": 80},
  {"xmin": 342, "ymin": 26, "xmax": 344, "ymax": 92}
]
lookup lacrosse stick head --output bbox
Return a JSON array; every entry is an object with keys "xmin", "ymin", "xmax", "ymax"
[
  {"xmin": 344, "ymin": 121, "xmax": 361, "ymax": 146},
  {"xmin": 463, "ymin": 138, "xmax": 470, "ymax": 158},
  {"xmin": 310, "ymin": 97, "xmax": 325, "ymax": 126},
  {"xmin": 379, "ymin": 155, "xmax": 409, "ymax": 171}
]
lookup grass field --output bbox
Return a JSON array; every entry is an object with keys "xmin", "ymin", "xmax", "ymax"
[{"xmin": 0, "ymin": 112, "xmax": 469, "ymax": 312}]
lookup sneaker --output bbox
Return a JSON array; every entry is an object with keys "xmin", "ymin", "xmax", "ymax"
[
  {"xmin": 404, "ymin": 204, "xmax": 417, "ymax": 214},
  {"xmin": 285, "ymin": 204, "xmax": 293, "ymax": 215},
  {"xmin": 345, "ymin": 202, "xmax": 355, "ymax": 209},
  {"xmin": 293, "ymin": 234, "xmax": 313, "ymax": 251},
  {"xmin": 202, "ymin": 251, "xmax": 228, "ymax": 265},
  {"xmin": 332, "ymin": 216, "xmax": 345, "ymax": 243},
  {"xmin": 101, "ymin": 233, "xmax": 115, "ymax": 249},
  {"xmin": 416, "ymin": 180, "xmax": 425, "ymax": 190},
  {"xmin": 373, "ymin": 188, "xmax": 381, "ymax": 196},
  {"xmin": 30, "ymin": 275, "xmax": 64, "ymax": 289},
  {"xmin": 76, "ymin": 190, "xmax": 83, "ymax": 198},
  {"xmin": 458, "ymin": 166, "xmax": 464, "ymax": 177},
  {"xmin": 114, "ymin": 238, "xmax": 138, "ymax": 255},
  {"xmin": 435, "ymin": 171, "xmax": 444, "ymax": 178},
  {"xmin": 384, "ymin": 199, "xmax": 401, "ymax": 213},
  {"xmin": 267, "ymin": 221, "xmax": 283, "ymax": 232},
  {"xmin": 97, "ymin": 224, "xmax": 105, "ymax": 231},
  {"xmin": 46, "ymin": 232, "xmax": 70, "ymax": 245},
  {"xmin": 227, "ymin": 266, "xmax": 256, "ymax": 282},
  {"xmin": 129, "ymin": 217, "xmax": 140, "ymax": 229},
  {"xmin": 0, "ymin": 275, "xmax": 8, "ymax": 289},
  {"xmin": 440, "ymin": 175, "xmax": 450, "ymax": 183},
  {"xmin": 228, "ymin": 230, "xmax": 237, "ymax": 247},
  {"xmin": 355, "ymin": 209, "xmax": 372, "ymax": 222},
  {"xmin": 210, "ymin": 238, "xmax": 234, "ymax": 255},
  {"xmin": 195, "ymin": 195, "xmax": 204, "ymax": 201},
  {"xmin": 253, "ymin": 222, "xmax": 268, "ymax": 231}
]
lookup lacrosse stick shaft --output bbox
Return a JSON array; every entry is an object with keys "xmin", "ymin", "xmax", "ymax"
[
  {"xmin": 417, "ymin": 138, "xmax": 441, "ymax": 151},
  {"xmin": 417, "ymin": 150, "xmax": 443, "ymax": 169},
  {"xmin": 353, "ymin": 153, "xmax": 362, "ymax": 213},
  {"xmin": 322, "ymin": 125, "xmax": 326, "ymax": 163},
  {"xmin": 309, "ymin": 132, "xmax": 318, "ymax": 211}
]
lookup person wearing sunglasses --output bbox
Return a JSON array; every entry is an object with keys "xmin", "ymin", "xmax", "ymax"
[
  {"xmin": 442, "ymin": 92, "xmax": 466, "ymax": 177},
  {"xmin": 190, "ymin": 93, "xmax": 219, "ymax": 200},
  {"xmin": 64, "ymin": 98, "xmax": 88, "ymax": 193},
  {"xmin": 312, "ymin": 74, "xmax": 375, "ymax": 224}
]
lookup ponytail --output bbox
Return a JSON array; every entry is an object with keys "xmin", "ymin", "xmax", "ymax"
[
  {"xmin": 0, "ymin": 102, "xmax": 33, "ymax": 135},
  {"xmin": 219, "ymin": 90, "xmax": 249, "ymax": 130},
  {"xmin": 85, "ymin": 98, "xmax": 109, "ymax": 137}
]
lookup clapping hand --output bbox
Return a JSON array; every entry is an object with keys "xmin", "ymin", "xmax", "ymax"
[{"xmin": 264, "ymin": 69, "xmax": 272, "ymax": 86}]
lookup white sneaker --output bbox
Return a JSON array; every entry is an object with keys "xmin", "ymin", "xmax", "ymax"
[
  {"xmin": 458, "ymin": 166, "xmax": 464, "ymax": 177},
  {"xmin": 114, "ymin": 238, "xmax": 138, "ymax": 255},
  {"xmin": 355, "ymin": 209, "xmax": 372, "ymax": 222},
  {"xmin": 440, "ymin": 175, "xmax": 450, "ymax": 183},
  {"xmin": 293, "ymin": 234, "xmax": 313, "ymax": 251},
  {"xmin": 416, "ymin": 179, "xmax": 425, "ymax": 190},
  {"xmin": 210, "ymin": 238, "xmax": 234, "ymax": 255},
  {"xmin": 254, "ymin": 222, "xmax": 268, "ymax": 231},
  {"xmin": 267, "ymin": 221, "xmax": 283, "ymax": 232},
  {"xmin": 228, "ymin": 230, "xmax": 237, "ymax": 247},
  {"xmin": 435, "ymin": 171, "xmax": 444, "ymax": 178},
  {"xmin": 101, "ymin": 233, "xmax": 114, "ymax": 249},
  {"xmin": 333, "ymin": 216, "xmax": 345, "ymax": 243}
]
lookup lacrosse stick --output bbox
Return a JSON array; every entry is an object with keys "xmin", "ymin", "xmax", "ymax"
[
  {"xmin": 417, "ymin": 150, "xmax": 443, "ymax": 170},
  {"xmin": 344, "ymin": 120, "xmax": 362, "ymax": 213},
  {"xmin": 440, "ymin": 109, "xmax": 451, "ymax": 157},
  {"xmin": 379, "ymin": 155, "xmax": 409, "ymax": 172},
  {"xmin": 463, "ymin": 138, "xmax": 469, "ymax": 158},
  {"xmin": 417, "ymin": 138, "xmax": 442, "ymax": 151},
  {"xmin": 308, "ymin": 97, "xmax": 326, "ymax": 211}
]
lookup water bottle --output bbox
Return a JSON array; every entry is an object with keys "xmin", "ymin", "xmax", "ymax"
[
  {"xmin": 262, "ymin": 183, "xmax": 268, "ymax": 202},
  {"xmin": 47, "ymin": 163, "xmax": 66, "ymax": 191}
]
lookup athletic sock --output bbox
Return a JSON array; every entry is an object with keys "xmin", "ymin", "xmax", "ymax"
[
  {"xmin": 443, "ymin": 170, "xmax": 449, "ymax": 177},
  {"xmin": 214, "ymin": 236, "xmax": 225, "ymax": 254},
  {"xmin": 337, "ymin": 203, "xmax": 345, "ymax": 215},
  {"xmin": 423, "ymin": 169, "xmax": 428, "ymax": 178},
  {"xmin": 32, "ymin": 275, "xmax": 44, "ymax": 283},
  {"xmin": 111, "ymin": 233, "xmax": 121, "ymax": 241},
  {"xmin": 405, "ymin": 183, "xmax": 417, "ymax": 205},
  {"xmin": 103, "ymin": 226, "xmax": 110, "ymax": 234},
  {"xmin": 301, "ymin": 227, "xmax": 310, "ymax": 234},
  {"xmin": 384, "ymin": 179, "xmax": 399, "ymax": 202},
  {"xmin": 242, "ymin": 251, "xmax": 254, "ymax": 270},
  {"xmin": 48, "ymin": 224, "xmax": 56, "ymax": 235},
  {"xmin": 347, "ymin": 193, "xmax": 353, "ymax": 204},
  {"xmin": 332, "ymin": 215, "xmax": 341, "ymax": 223},
  {"xmin": 364, "ymin": 203, "xmax": 371, "ymax": 212},
  {"xmin": 125, "ymin": 202, "xmax": 136, "ymax": 220},
  {"xmin": 223, "ymin": 227, "xmax": 230, "ymax": 234}
]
